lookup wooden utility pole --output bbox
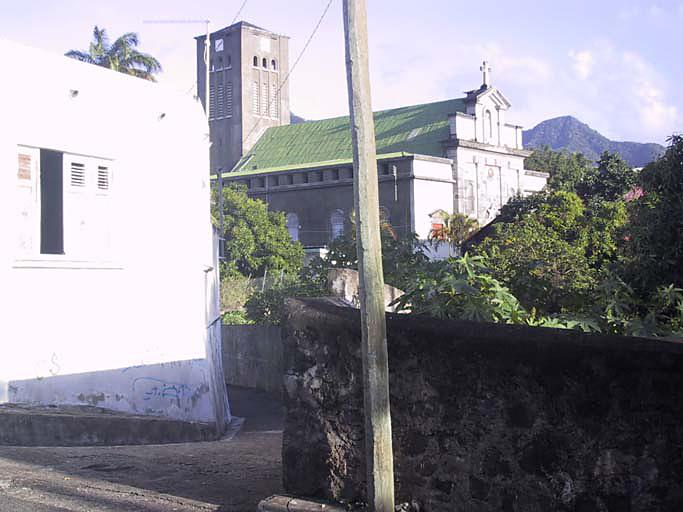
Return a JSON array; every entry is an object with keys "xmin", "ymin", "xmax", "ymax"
[{"xmin": 342, "ymin": 1, "xmax": 395, "ymax": 511}]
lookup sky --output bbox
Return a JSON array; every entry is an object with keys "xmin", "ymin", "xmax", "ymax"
[{"xmin": 0, "ymin": 0, "xmax": 681, "ymax": 144}]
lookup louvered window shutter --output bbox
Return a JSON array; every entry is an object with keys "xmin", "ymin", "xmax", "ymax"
[
  {"xmin": 94, "ymin": 164, "xmax": 112, "ymax": 254},
  {"xmin": 251, "ymin": 81, "xmax": 259, "ymax": 114},
  {"xmin": 226, "ymin": 82, "xmax": 233, "ymax": 117},
  {"xmin": 64, "ymin": 157, "xmax": 89, "ymax": 257},
  {"xmin": 209, "ymin": 76, "xmax": 217, "ymax": 119},
  {"xmin": 217, "ymin": 83, "xmax": 224, "ymax": 118},
  {"xmin": 270, "ymin": 81, "xmax": 278, "ymax": 118},
  {"xmin": 260, "ymin": 81, "xmax": 268, "ymax": 117}
]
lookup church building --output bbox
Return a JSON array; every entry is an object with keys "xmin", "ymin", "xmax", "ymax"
[{"xmin": 199, "ymin": 22, "xmax": 548, "ymax": 255}]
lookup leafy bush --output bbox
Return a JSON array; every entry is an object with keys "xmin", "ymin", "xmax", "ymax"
[
  {"xmin": 220, "ymin": 272, "xmax": 254, "ymax": 314},
  {"xmin": 221, "ymin": 310, "xmax": 254, "ymax": 325},
  {"xmin": 244, "ymin": 270, "xmax": 327, "ymax": 325},
  {"xmin": 392, "ymin": 254, "xmax": 599, "ymax": 332}
]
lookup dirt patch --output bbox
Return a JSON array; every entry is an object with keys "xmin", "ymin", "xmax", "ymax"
[{"xmin": 0, "ymin": 386, "xmax": 284, "ymax": 511}]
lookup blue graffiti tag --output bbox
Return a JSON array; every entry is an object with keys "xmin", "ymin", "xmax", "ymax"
[{"xmin": 131, "ymin": 377, "xmax": 191, "ymax": 404}]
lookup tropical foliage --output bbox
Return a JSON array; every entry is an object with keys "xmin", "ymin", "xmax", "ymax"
[
  {"xmin": 474, "ymin": 190, "xmax": 626, "ymax": 313},
  {"xmin": 622, "ymin": 135, "xmax": 683, "ymax": 294},
  {"xmin": 65, "ymin": 26, "xmax": 161, "ymax": 81},
  {"xmin": 428, "ymin": 211, "xmax": 479, "ymax": 254},
  {"xmin": 212, "ymin": 183, "xmax": 304, "ymax": 279}
]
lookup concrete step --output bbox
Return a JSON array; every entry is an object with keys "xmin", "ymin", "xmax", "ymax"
[{"xmin": 0, "ymin": 404, "xmax": 218, "ymax": 446}]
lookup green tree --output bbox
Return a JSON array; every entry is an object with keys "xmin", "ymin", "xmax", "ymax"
[
  {"xmin": 474, "ymin": 190, "xmax": 627, "ymax": 313},
  {"xmin": 525, "ymin": 146, "xmax": 593, "ymax": 193},
  {"xmin": 578, "ymin": 151, "xmax": 637, "ymax": 202},
  {"xmin": 624, "ymin": 135, "xmax": 683, "ymax": 292},
  {"xmin": 65, "ymin": 26, "xmax": 161, "ymax": 81},
  {"xmin": 213, "ymin": 184, "xmax": 304, "ymax": 278}
]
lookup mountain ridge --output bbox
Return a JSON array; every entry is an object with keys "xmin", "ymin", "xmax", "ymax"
[{"xmin": 523, "ymin": 116, "xmax": 665, "ymax": 167}]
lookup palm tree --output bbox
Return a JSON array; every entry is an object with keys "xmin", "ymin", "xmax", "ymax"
[{"xmin": 65, "ymin": 26, "xmax": 161, "ymax": 81}]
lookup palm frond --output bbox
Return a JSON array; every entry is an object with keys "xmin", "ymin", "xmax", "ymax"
[
  {"xmin": 64, "ymin": 50, "xmax": 95, "ymax": 64},
  {"xmin": 65, "ymin": 26, "xmax": 161, "ymax": 81}
]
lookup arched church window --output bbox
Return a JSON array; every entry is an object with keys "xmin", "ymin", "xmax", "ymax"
[
  {"xmin": 330, "ymin": 209, "xmax": 345, "ymax": 240},
  {"xmin": 464, "ymin": 180, "xmax": 475, "ymax": 214},
  {"xmin": 253, "ymin": 56, "xmax": 258, "ymax": 67},
  {"xmin": 286, "ymin": 213, "xmax": 300, "ymax": 241},
  {"xmin": 484, "ymin": 110, "xmax": 493, "ymax": 143},
  {"xmin": 271, "ymin": 59, "xmax": 277, "ymax": 71},
  {"xmin": 262, "ymin": 57, "xmax": 268, "ymax": 68}
]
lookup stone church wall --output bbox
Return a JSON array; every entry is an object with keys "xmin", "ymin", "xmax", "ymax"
[{"xmin": 281, "ymin": 298, "xmax": 683, "ymax": 511}]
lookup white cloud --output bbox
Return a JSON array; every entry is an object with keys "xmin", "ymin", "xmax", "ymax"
[
  {"xmin": 568, "ymin": 50, "xmax": 594, "ymax": 80},
  {"xmin": 622, "ymin": 51, "xmax": 678, "ymax": 133}
]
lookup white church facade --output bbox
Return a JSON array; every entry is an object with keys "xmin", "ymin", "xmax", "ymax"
[{"xmin": 445, "ymin": 63, "xmax": 548, "ymax": 226}]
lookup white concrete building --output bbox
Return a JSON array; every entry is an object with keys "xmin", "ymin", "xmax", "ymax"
[{"xmin": 0, "ymin": 40, "xmax": 230, "ymax": 428}]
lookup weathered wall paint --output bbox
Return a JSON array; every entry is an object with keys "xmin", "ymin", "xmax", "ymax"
[
  {"xmin": 9, "ymin": 359, "xmax": 214, "ymax": 422},
  {"xmin": 0, "ymin": 40, "xmax": 225, "ymax": 423}
]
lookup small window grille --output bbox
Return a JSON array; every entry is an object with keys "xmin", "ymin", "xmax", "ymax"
[
  {"xmin": 97, "ymin": 166, "xmax": 110, "ymax": 191},
  {"xmin": 70, "ymin": 162, "xmax": 86, "ymax": 187}
]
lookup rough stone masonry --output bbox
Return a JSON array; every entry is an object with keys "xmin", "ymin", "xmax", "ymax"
[{"xmin": 281, "ymin": 298, "xmax": 683, "ymax": 511}]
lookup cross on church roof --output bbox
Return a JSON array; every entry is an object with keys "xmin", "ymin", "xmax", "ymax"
[{"xmin": 480, "ymin": 61, "xmax": 491, "ymax": 88}]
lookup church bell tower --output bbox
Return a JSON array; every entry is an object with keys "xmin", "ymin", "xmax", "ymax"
[{"xmin": 196, "ymin": 22, "xmax": 290, "ymax": 174}]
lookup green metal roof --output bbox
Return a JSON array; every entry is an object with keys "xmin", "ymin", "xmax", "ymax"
[
  {"xmin": 222, "ymin": 152, "xmax": 415, "ymax": 178},
  {"xmin": 231, "ymin": 97, "xmax": 465, "ymax": 173}
]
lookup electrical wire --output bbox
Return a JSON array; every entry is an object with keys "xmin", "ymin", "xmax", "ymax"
[
  {"xmin": 237, "ymin": 0, "xmax": 335, "ymax": 166},
  {"xmin": 231, "ymin": 0, "xmax": 249, "ymax": 24},
  {"xmin": 183, "ymin": 0, "xmax": 251, "ymax": 97}
]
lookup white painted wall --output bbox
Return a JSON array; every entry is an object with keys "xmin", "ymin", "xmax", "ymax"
[
  {"xmin": 454, "ymin": 146, "xmax": 545, "ymax": 226},
  {"xmin": 0, "ymin": 40, "xmax": 222, "ymax": 423},
  {"xmin": 411, "ymin": 159, "xmax": 454, "ymax": 239}
]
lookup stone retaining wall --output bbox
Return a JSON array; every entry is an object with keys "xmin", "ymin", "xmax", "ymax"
[
  {"xmin": 281, "ymin": 298, "xmax": 683, "ymax": 511},
  {"xmin": 222, "ymin": 325, "xmax": 283, "ymax": 396}
]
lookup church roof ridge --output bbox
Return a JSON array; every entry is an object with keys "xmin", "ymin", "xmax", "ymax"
[{"xmin": 232, "ymin": 97, "xmax": 466, "ymax": 172}]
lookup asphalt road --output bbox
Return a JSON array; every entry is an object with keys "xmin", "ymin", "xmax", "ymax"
[{"xmin": 0, "ymin": 386, "xmax": 284, "ymax": 512}]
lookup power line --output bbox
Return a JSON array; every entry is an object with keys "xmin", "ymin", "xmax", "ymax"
[
  {"xmin": 231, "ymin": 0, "xmax": 249, "ymax": 24},
  {"xmin": 238, "ymin": 0, "xmax": 335, "ymax": 167}
]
